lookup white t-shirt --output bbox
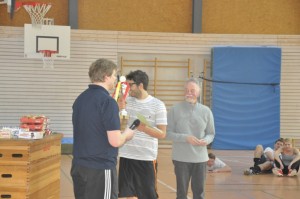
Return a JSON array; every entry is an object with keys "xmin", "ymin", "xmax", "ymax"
[
  {"xmin": 263, "ymin": 147, "xmax": 274, "ymax": 161},
  {"xmin": 119, "ymin": 95, "xmax": 167, "ymax": 161},
  {"xmin": 207, "ymin": 157, "xmax": 226, "ymax": 171}
]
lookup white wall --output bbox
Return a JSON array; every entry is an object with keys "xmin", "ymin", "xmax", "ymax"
[{"xmin": 1, "ymin": 27, "xmax": 300, "ymax": 140}]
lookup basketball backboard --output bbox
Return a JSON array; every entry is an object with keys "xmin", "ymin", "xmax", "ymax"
[
  {"xmin": 0, "ymin": 0, "xmax": 22, "ymax": 18},
  {"xmin": 24, "ymin": 24, "xmax": 70, "ymax": 60},
  {"xmin": 0, "ymin": 0, "xmax": 17, "ymax": 12}
]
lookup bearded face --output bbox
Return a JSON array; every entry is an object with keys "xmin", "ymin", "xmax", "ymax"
[
  {"xmin": 127, "ymin": 81, "xmax": 142, "ymax": 99},
  {"xmin": 129, "ymin": 87, "xmax": 142, "ymax": 98},
  {"xmin": 184, "ymin": 82, "xmax": 200, "ymax": 104}
]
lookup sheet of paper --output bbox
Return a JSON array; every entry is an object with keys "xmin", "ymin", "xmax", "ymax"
[{"xmin": 136, "ymin": 113, "xmax": 150, "ymax": 126}]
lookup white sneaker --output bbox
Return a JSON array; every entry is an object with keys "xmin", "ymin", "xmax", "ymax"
[
  {"xmin": 244, "ymin": 169, "xmax": 253, "ymax": 175},
  {"xmin": 244, "ymin": 168, "xmax": 260, "ymax": 175}
]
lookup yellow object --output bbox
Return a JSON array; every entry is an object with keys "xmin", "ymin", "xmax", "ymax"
[{"xmin": 114, "ymin": 82, "xmax": 121, "ymax": 101}]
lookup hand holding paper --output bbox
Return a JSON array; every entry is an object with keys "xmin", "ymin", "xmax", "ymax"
[{"xmin": 136, "ymin": 113, "xmax": 150, "ymax": 126}]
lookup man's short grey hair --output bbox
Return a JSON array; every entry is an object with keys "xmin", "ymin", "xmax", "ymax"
[{"xmin": 185, "ymin": 77, "xmax": 200, "ymax": 88}]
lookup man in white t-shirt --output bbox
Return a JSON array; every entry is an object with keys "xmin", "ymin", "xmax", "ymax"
[
  {"xmin": 118, "ymin": 70, "xmax": 167, "ymax": 199},
  {"xmin": 244, "ymin": 138, "xmax": 284, "ymax": 175},
  {"xmin": 207, "ymin": 153, "xmax": 231, "ymax": 173}
]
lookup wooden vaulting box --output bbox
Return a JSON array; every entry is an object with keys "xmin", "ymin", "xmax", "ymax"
[{"xmin": 0, "ymin": 133, "xmax": 63, "ymax": 199}]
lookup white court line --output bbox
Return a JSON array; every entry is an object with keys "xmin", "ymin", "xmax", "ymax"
[
  {"xmin": 217, "ymin": 156, "xmax": 252, "ymax": 158},
  {"xmin": 215, "ymin": 155, "xmax": 253, "ymax": 165},
  {"xmin": 157, "ymin": 179, "xmax": 192, "ymax": 199},
  {"xmin": 156, "ymin": 154, "xmax": 252, "ymax": 198},
  {"xmin": 221, "ymin": 159, "xmax": 250, "ymax": 165}
]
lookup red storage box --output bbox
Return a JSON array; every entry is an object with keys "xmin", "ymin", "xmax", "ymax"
[
  {"xmin": 20, "ymin": 116, "xmax": 47, "ymax": 124},
  {"xmin": 20, "ymin": 123, "xmax": 46, "ymax": 131}
]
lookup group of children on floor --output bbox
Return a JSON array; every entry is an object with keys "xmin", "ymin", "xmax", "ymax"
[{"xmin": 208, "ymin": 138, "xmax": 300, "ymax": 177}]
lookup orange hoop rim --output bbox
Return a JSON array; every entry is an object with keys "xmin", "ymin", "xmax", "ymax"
[
  {"xmin": 15, "ymin": 2, "xmax": 23, "ymax": 10},
  {"xmin": 39, "ymin": 50, "xmax": 57, "ymax": 57}
]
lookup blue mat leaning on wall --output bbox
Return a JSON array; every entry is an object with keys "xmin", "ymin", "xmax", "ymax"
[{"xmin": 211, "ymin": 46, "xmax": 281, "ymax": 150}]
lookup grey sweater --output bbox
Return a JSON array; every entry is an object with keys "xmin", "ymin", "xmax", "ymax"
[{"xmin": 166, "ymin": 101, "xmax": 215, "ymax": 163}]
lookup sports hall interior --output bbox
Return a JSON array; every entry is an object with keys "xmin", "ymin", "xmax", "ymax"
[{"xmin": 1, "ymin": 0, "xmax": 300, "ymax": 199}]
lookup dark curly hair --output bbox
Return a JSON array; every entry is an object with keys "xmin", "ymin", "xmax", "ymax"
[{"xmin": 126, "ymin": 70, "xmax": 149, "ymax": 90}]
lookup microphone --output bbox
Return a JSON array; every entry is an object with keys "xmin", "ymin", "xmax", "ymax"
[{"xmin": 129, "ymin": 119, "xmax": 140, "ymax": 130}]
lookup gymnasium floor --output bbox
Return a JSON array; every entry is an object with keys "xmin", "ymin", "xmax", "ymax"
[{"xmin": 60, "ymin": 149, "xmax": 300, "ymax": 199}]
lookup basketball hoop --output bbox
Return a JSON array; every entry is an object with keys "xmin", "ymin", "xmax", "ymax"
[
  {"xmin": 39, "ymin": 50, "xmax": 56, "ymax": 68},
  {"xmin": 23, "ymin": 2, "xmax": 52, "ymax": 27},
  {"xmin": 43, "ymin": 18, "xmax": 54, "ymax": 25}
]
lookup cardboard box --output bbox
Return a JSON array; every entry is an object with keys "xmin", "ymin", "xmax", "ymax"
[
  {"xmin": 0, "ymin": 129, "xmax": 11, "ymax": 139},
  {"xmin": 17, "ymin": 131, "xmax": 44, "ymax": 139}
]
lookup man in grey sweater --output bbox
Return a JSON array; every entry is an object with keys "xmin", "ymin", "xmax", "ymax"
[{"xmin": 166, "ymin": 78, "xmax": 215, "ymax": 199}]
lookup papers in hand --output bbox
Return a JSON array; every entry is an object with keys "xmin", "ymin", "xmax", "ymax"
[{"xmin": 136, "ymin": 113, "xmax": 150, "ymax": 126}]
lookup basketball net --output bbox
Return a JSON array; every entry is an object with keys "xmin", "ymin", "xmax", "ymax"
[
  {"xmin": 39, "ymin": 50, "xmax": 56, "ymax": 68},
  {"xmin": 23, "ymin": 3, "xmax": 52, "ymax": 27}
]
